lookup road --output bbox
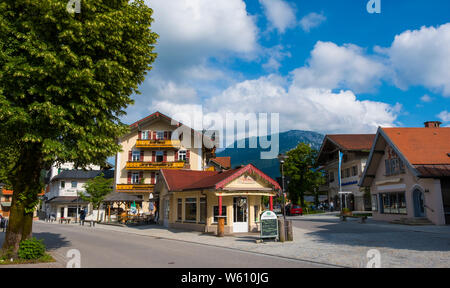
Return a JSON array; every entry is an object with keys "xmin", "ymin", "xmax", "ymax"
[{"xmin": 1, "ymin": 222, "xmax": 328, "ymax": 268}]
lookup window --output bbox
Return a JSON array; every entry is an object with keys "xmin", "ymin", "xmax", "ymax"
[
  {"xmin": 177, "ymin": 199, "xmax": 182, "ymax": 221},
  {"xmin": 199, "ymin": 198, "xmax": 206, "ymax": 224},
  {"xmin": 71, "ymin": 181, "xmax": 77, "ymax": 188},
  {"xmin": 61, "ymin": 181, "xmax": 65, "ymax": 188},
  {"xmin": 345, "ymin": 168, "xmax": 350, "ymax": 178},
  {"xmin": 329, "ymin": 171, "xmax": 335, "ymax": 183},
  {"xmin": 371, "ymin": 195, "xmax": 378, "ymax": 211},
  {"xmin": 380, "ymin": 192, "xmax": 406, "ymax": 214},
  {"xmin": 155, "ymin": 151, "xmax": 164, "ymax": 162},
  {"xmin": 178, "ymin": 150, "xmax": 186, "ymax": 161},
  {"xmin": 141, "ymin": 130, "xmax": 149, "ymax": 140},
  {"xmin": 132, "ymin": 150, "xmax": 141, "ymax": 162},
  {"xmin": 184, "ymin": 198, "xmax": 197, "ymax": 222},
  {"xmin": 352, "ymin": 166, "xmax": 358, "ymax": 177},
  {"xmin": 385, "ymin": 158, "xmax": 406, "ymax": 176},
  {"xmin": 131, "ymin": 172, "xmax": 139, "ymax": 184},
  {"xmin": 156, "ymin": 131, "xmax": 165, "ymax": 140},
  {"xmin": 213, "ymin": 206, "xmax": 227, "ymax": 224}
]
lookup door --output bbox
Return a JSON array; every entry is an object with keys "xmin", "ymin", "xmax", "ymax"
[
  {"xmin": 233, "ymin": 197, "xmax": 248, "ymax": 233},
  {"xmin": 413, "ymin": 189, "xmax": 425, "ymax": 217},
  {"xmin": 163, "ymin": 199, "xmax": 170, "ymax": 228}
]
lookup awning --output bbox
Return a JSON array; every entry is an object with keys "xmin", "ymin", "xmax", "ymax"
[
  {"xmin": 46, "ymin": 197, "xmax": 89, "ymax": 204},
  {"xmin": 103, "ymin": 193, "xmax": 143, "ymax": 203},
  {"xmin": 214, "ymin": 190, "xmax": 277, "ymax": 197}
]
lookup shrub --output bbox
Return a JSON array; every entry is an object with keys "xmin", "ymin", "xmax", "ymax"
[{"xmin": 18, "ymin": 238, "xmax": 46, "ymax": 260}]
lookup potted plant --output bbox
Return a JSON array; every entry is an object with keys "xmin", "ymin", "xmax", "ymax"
[{"xmin": 341, "ymin": 208, "xmax": 352, "ymax": 216}]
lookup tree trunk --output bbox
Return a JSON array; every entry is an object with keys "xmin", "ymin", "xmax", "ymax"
[{"xmin": 2, "ymin": 145, "xmax": 42, "ymax": 257}]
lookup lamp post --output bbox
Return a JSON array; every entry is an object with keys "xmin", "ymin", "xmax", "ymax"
[{"xmin": 278, "ymin": 154, "xmax": 287, "ymax": 221}]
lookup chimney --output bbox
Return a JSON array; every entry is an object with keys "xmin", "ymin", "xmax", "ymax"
[{"xmin": 424, "ymin": 121, "xmax": 442, "ymax": 128}]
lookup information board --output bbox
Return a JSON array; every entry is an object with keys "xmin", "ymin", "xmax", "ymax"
[{"xmin": 260, "ymin": 210, "xmax": 278, "ymax": 239}]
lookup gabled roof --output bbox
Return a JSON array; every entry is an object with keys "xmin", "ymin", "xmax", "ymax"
[
  {"xmin": 325, "ymin": 134, "xmax": 375, "ymax": 151},
  {"xmin": 317, "ymin": 134, "xmax": 375, "ymax": 164},
  {"xmin": 51, "ymin": 170, "xmax": 114, "ymax": 182},
  {"xmin": 160, "ymin": 164, "xmax": 281, "ymax": 192},
  {"xmin": 210, "ymin": 157, "xmax": 231, "ymax": 169},
  {"xmin": 360, "ymin": 126, "xmax": 450, "ymax": 186},
  {"xmin": 127, "ymin": 111, "xmax": 216, "ymax": 149}
]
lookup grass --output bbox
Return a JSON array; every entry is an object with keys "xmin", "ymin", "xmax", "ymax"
[{"xmin": 0, "ymin": 253, "xmax": 55, "ymax": 265}]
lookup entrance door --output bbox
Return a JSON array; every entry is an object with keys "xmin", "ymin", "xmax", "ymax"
[
  {"xmin": 163, "ymin": 199, "xmax": 169, "ymax": 228},
  {"xmin": 413, "ymin": 189, "xmax": 425, "ymax": 217},
  {"xmin": 233, "ymin": 197, "xmax": 248, "ymax": 233}
]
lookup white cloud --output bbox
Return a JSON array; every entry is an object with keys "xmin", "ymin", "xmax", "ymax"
[
  {"xmin": 205, "ymin": 74, "xmax": 399, "ymax": 134},
  {"xmin": 420, "ymin": 94, "xmax": 433, "ymax": 103},
  {"xmin": 385, "ymin": 23, "xmax": 450, "ymax": 96},
  {"xmin": 299, "ymin": 12, "xmax": 326, "ymax": 32},
  {"xmin": 292, "ymin": 41, "xmax": 388, "ymax": 93},
  {"xmin": 259, "ymin": 0, "xmax": 297, "ymax": 34},
  {"xmin": 437, "ymin": 110, "xmax": 450, "ymax": 122}
]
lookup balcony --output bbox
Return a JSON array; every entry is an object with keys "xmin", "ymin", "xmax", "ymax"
[
  {"xmin": 116, "ymin": 184, "xmax": 155, "ymax": 192},
  {"xmin": 126, "ymin": 161, "xmax": 186, "ymax": 170},
  {"xmin": 136, "ymin": 139, "xmax": 181, "ymax": 149}
]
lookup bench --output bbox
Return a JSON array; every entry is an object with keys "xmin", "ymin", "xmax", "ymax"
[
  {"xmin": 80, "ymin": 220, "xmax": 96, "ymax": 227},
  {"xmin": 340, "ymin": 215, "xmax": 368, "ymax": 223},
  {"xmin": 59, "ymin": 218, "xmax": 71, "ymax": 224}
]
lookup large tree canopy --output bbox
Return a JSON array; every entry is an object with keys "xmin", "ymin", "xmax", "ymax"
[
  {"xmin": 0, "ymin": 0, "xmax": 158, "ymax": 254},
  {"xmin": 283, "ymin": 143, "xmax": 325, "ymax": 206}
]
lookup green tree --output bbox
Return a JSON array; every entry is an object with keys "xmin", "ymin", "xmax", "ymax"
[
  {"xmin": 283, "ymin": 143, "xmax": 325, "ymax": 207},
  {"xmin": 80, "ymin": 173, "xmax": 113, "ymax": 222},
  {"xmin": 0, "ymin": 0, "xmax": 157, "ymax": 255}
]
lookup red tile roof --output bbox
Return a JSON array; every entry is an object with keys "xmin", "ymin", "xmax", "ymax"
[
  {"xmin": 327, "ymin": 134, "xmax": 375, "ymax": 151},
  {"xmin": 383, "ymin": 127, "xmax": 450, "ymax": 165},
  {"xmin": 160, "ymin": 164, "xmax": 281, "ymax": 191},
  {"xmin": 210, "ymin": 157, "xmax": 231, "ymax": 169}
]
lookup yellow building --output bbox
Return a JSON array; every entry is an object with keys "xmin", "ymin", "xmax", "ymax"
[
  {"xmin": 155, "ymin": 164, "xmax": 281, "ymax": 234},
  {"xmin": 114, "ymin": 111, "xmax": 216, "ymax": 212}
]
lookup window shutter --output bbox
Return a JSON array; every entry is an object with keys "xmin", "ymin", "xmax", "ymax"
[
  {"xmin": 139, "ymin": 171, "xmax": 143, "ymax": 183},
  {"xmin": 152, "ymin": 151, "xmax": 156, "ymax": 162},
  {"xmin": 127, "ymin": 172, "xmax": 132, "ymax": 184},
  {"xmin": 175, "ymin": 150, "xmax": 179, "ymax": 161},
  {"xmin": 163, "ymin": 151, "xmax": 167, "ymax": 162},
  {"xmin": 140, "ymin": 150, "xmax": 144, "ymax": 161},
  {"xmin": 164, "ymin": 131, "xmax": 168, "ymax": 140},
  {"xmin": 168, "ymin": 131, "xmax": 172, "ymax": 140},
  {"xmin": 186, "ymin": 150, "xmax": 190, "ymax": 160},
  {"xmin": 128, "ymin": 151, "xmax": 132, "ymax": 161},
  {"xmin": 151, "ymin": 172, "xmax": 155, "ymax": 184},
  {"xmin": 153, "ymin": 131, "xmax": 157, "ymax": 140},
  {"xmin": 138, "ymin": 131, "xmax": 142, "ymax": 140}
]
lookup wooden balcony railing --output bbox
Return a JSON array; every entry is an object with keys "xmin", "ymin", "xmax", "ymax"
[
  {"xmin": 116, "ymin": 184, "xmax": 155, "ymax": 192},
  {"xmin": 136, "ymin": 139, "xmax": 181, "ymax": 148},
  {"xmin": 126, "ymin": 161, "xmax": 186, "ymax": 170}
]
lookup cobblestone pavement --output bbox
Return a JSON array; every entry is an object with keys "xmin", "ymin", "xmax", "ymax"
[{"xmin": 2, "ymin": 215, "xmax": 449, "ymax": 268}]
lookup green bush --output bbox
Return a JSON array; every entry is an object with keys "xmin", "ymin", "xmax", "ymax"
[{"xmin": 18, "ymin": 238, "xmax": 46, "ymax": 260}]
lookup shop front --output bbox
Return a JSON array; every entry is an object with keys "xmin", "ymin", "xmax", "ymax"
[{"xmin": 155, "ymin": 164, "xmax": 280, "ymax": 234}]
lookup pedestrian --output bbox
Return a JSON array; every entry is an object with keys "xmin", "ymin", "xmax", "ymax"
[
  {"xmin": 330, "ymin": 201, "xmax": 334, "ymax": 212},
  {"xmin": 80, "ymin": 209, "xmax": 86, "ymax": 226}
]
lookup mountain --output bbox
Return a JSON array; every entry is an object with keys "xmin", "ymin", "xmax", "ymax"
[{"xmin": 216, "ymin": 130, "xmax": 324, "ymax": 178}]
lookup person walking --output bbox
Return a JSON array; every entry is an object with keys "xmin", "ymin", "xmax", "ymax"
[{"xmin": 79, "ymin": 209, "xmax": 86, "ymax": 226}]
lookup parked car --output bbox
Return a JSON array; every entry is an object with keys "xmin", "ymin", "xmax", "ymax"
[{"xmin": 289, "ymin": 205, "xmax": 303, "ymax": 216}]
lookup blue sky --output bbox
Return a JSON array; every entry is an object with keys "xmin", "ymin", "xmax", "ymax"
[{"xmin": 125, "ymin": 0, "xmax": 450, "ymax": 136}]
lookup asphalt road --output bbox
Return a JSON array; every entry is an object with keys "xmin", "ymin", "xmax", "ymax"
[{"xmin": 1, "ymin": 222, "xmax": 328, "ymax": 268}]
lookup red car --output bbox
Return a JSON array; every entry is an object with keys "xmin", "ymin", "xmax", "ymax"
[{"xmin": 289, "ymin": 205, "xmax": 303, "ymax": 216}]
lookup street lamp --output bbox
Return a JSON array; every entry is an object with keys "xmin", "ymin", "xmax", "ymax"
[{"xmin": 278, "ymin": 154, "xmax": 288, "ymax": 221}]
